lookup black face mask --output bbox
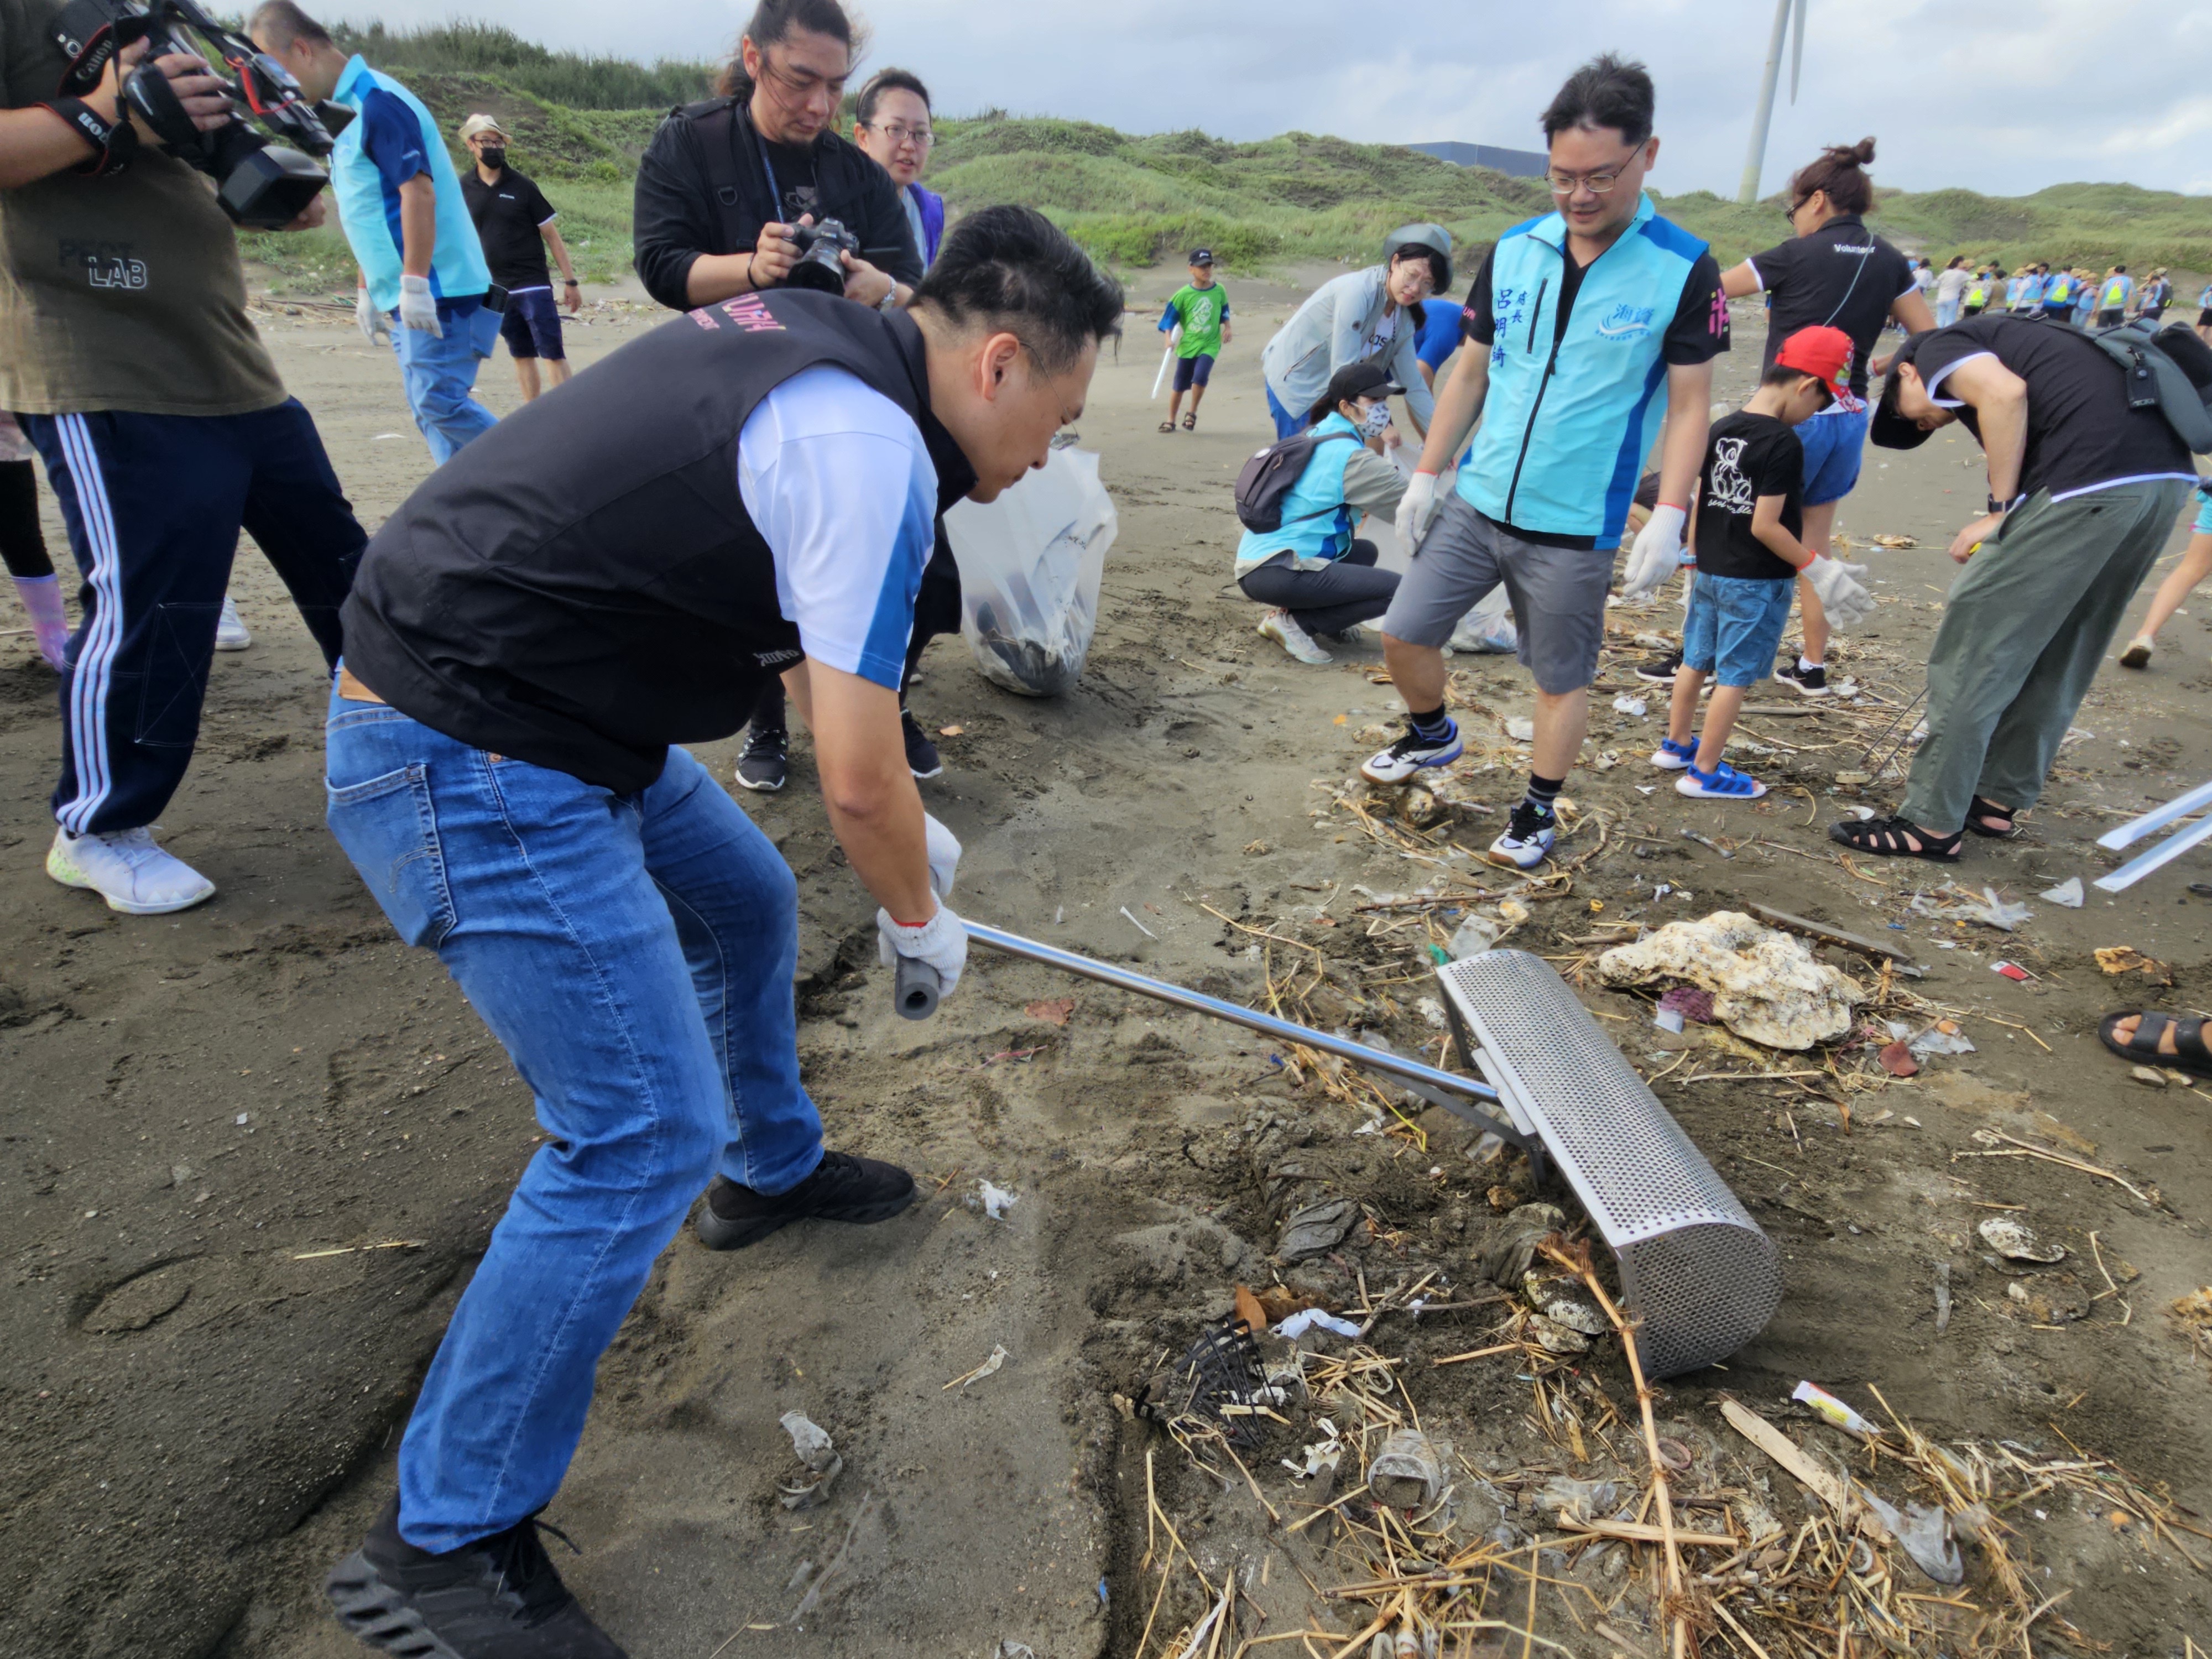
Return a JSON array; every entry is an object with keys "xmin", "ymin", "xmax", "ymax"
[{"xmin": 478, "ymin": 147, "xmax": 507, "ymax": 170}]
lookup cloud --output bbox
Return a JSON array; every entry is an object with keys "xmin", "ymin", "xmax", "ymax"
[{"xmin": 352, "ymin": 0, "xmax": 2212, "ymax": 197}]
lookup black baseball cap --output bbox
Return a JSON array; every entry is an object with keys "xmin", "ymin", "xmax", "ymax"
[
  {"xmin": 1187, "ymin": 248, "xmax": 1215, "ymax": 265},
  {"xmin": 1322, "ymin": 362, "xmax": 1405, "ymax": 407},
  {"xmin": 1869, "ymin": 330, "xmax": 1939, "ymax": 452}
]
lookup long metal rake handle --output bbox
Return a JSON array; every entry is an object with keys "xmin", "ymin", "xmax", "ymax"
[{"xmin": 894, "ymin": 920, "xmax": 1505, "ymax": 1107}]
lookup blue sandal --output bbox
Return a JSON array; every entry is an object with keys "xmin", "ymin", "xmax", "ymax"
[
  {"xmin": 1676, "ymin": 760, "xmax": 1765, "ymax": 799},
  {"xmin": 1651, "ymin": 736, "xmax": 1698, "ymax": 771}
]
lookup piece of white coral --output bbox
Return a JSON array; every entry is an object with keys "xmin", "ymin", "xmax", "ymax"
[{"xmin": 1597, "ymin": 911, "xmax": 1864, "ymax": 1050}]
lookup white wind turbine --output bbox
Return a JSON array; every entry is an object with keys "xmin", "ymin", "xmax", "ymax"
[{"xmin": 1737, "ymin": 0, "xmax": 1808, "ymax": 205}]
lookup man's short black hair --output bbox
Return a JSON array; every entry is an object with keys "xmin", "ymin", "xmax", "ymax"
[
  {"xmin": 855, "ymin": 67, "xmax": 931, "ymax": 124},
  {"xmin": 1541, "ymin": 53, "xmax": 1655, "ymax": 148},
  {"xmin": 247, "ymin": 0, "xmax": 330, "ymax": 48},
  {"xmin": 912, "ymin": 205, "xmax": 1124, "ymax": 377}
]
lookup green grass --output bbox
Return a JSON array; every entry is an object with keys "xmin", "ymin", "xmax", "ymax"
[{"xmin": 239, "ymin": 22, "xmax": 2211, "ymax": 295}]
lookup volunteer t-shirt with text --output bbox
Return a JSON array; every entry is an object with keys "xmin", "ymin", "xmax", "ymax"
[
  {"xmin": 461, "ymin": 165, "xmax": 557, "ymax": 292},
  {"xmin": 0, "ymin": 0, "xmax": 285, "ymax": 415},
  {"xmin": 1745, "ymin": 215, "xmax": 1916, "ymax": 397},
  {"xmin": 1692, "ymin": 410, "xmax": 1804, "ymax": 582},
  {"xmin": 1160, "ymin": 282, "xmax": 1229, "ymax": 358}
]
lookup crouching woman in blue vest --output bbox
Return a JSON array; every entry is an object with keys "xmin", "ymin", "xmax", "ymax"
[{"xmin": 1237, "ymin": 363, "xmax": 1411, "ymax": 665}]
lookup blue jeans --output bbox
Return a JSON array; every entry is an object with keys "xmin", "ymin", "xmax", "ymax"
[
  {"xmin": 1266, "ymin": 380, "xmax": 1303, "ymax": 439},
  {"xmin": 389, "ymin": 304, "xmax": 500, "ymax": 464},
  {"xmin": 1682, "ymin": 573, "xmax": 1793, "ymax": 687},
  {"xmin": 323, "ymin": 679, "xmax": 823, "ymax": 1550}
]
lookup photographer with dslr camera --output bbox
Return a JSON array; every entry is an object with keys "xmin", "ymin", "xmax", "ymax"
[
  {"xmin": 0, "ymin": 0, "xmax": 366, "ymax": 915},
  {"xmin": 634, "ymin": 0, "xmax": 927, "ymax": 790},
  {"xmin": 250, "ymin": 0, "xmax": 501, "ymax": 465}
]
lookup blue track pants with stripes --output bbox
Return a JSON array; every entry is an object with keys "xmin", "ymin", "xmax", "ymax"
[{"xmin": 18, "ymin": 399, "xmax": 366, "ymax": 836}]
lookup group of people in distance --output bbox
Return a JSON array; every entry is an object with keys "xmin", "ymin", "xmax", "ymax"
[
  {"xmin": 1228, "ymin": 60, "xmax": 2206, "ymax": 879},
  {"xmin": 1931, "ymin": 253, "xmax": 2177, "ymax": 332}
]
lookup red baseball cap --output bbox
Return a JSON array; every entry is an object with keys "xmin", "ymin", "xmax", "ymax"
[{"xmin": 1773, "ymin": 325, "xmax": 1854, "ymax": 399}]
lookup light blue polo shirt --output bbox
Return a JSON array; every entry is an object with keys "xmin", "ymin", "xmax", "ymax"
[{"xmin": 330, "ymin": 56, "xmax": 492, "ymax": 313}]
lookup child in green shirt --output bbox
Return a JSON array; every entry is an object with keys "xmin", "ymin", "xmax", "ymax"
[{"xmin": 1159, "ymin": 248, "xmax": 1231, "ymax": 432}]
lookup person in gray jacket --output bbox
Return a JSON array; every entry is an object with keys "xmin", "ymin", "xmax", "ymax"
[{"xmin": 1261, "ymin": 226, "xmax": 1449, "ymax": 439}]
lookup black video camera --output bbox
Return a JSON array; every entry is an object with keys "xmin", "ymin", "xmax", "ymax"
[
  {"xmin": 50, "ymin": 0, "xmax": 333, "ymax": 229},
  {"xmin": 784, "ymin": 217, "xmax": 860, "ymax": 295}
]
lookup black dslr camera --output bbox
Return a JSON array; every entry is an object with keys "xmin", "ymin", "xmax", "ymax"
[
  {"xmin": 784, "ymin": 218, "xmax": 860, "ymax": 295},
  {"xmin": 50, "ymin": 0, "xmax": 333, "ymax": 229}
]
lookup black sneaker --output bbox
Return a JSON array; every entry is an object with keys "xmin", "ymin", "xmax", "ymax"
[
  {"xmin": 326, "ymin": 1498, "xmax": 625, "ymax": 1658},
  {"xmin": 733, "ymin": 720, "xmax": 787, "ymax": 791},
  {"xmin": 693, "ymin": 1151, "xmax": 919, "ymax": 1251},
  {"xmin": 1634, "ymin": 653, "xmax": 1683, "ymax": 684},
  {"xmin": 1773, "ymin": 659, "xmax": 1830, "ymax": 697},
  {"xmin": 902, "ymin": 708, "xmax": 943, "ymax": 779}
]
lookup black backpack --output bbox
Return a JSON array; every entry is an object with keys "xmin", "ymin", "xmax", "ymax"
[
  {"xmin": 2085, "ymin": 317, "xmax": 2212, "ymax": 453},
  {"xmin": 1233, "ymin": 431, "xmax": 1344, "ymax": 532}
]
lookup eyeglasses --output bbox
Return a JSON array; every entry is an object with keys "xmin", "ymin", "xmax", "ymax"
[
  {"xmin": 862, "ymin": 120, "xmax": 933, "ymax": 149},
  {"xmin": 1545, "ymin": 146, "xmax": 1643, "ymax": 197}
]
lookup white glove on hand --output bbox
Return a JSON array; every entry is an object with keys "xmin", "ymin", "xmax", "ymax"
[
  {"xmin": 1804, "ymin": 556, "xmax": 1878, "ymax": 630},
  {"xmin": 355, "ymin": 286, "xmax": 390, "ymax": 345},
  {"xmin": 1621, "ymin": 504, "xmax": 1686, "ymax": 600},
  {"xmin": 1394, "ymin": 471, "xmax": 1441, "ymax": 553},
  {"xmin": 397, "ymin": 274, "xmax": 442, "ymax": 337},
  {"xmin": 877, "ymin": 903, "xmax": 967, "ymax": 996},
  {"xmin": 922, "ymin": 813, "xmax": 961, "ymax": 901}
]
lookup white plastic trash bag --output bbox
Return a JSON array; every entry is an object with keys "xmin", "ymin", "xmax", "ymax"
[
  {"xmin": 945, "ymin": 447, "xmax": 1115, "ymax": 697},
  {"xmin": 1449, "ymin": 586, "xmax": 1516, "ymax": 654}
]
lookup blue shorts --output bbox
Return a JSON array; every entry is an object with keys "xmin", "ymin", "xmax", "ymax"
[
  {"xmin": 1796, "ymin": 401, "xmax": 1867, "ymax": 508},
  {"xmin": 1682, "ymin": 573, "xmax": 1794, "ymax": 687},
  {"xmin": 499, "ymin": 286, "xmax": 566, "ymax": 361},
  {"xmin": 1172, "ymin": 352, "xmax": 1215, "ymax": 391},
  {"xmin": 2194, "ymin": 487, "xmax": 2212, "ymax": 536}
]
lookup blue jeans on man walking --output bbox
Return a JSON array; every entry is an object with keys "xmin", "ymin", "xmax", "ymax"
[
  {"xmin": 324, "ymin": 679, "xmax": 824, "ymax": 1549},
  {"xmin": 389, "ymin": 304, "xmax": 500, "ymax": 464}
]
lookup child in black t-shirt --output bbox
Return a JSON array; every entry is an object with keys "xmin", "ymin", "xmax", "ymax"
[{"xmin": 1653, "ymin": 326, "xmax": 1874, "ymax": 799}]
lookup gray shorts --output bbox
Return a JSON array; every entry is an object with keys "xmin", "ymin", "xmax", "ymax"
[{"xmin": 1381, "ymin": 493, "xmax": 1614, "ymax": 693}]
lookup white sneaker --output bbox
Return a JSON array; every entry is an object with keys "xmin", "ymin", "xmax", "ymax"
[
  {"xmin": 48, "ymin": 826, "xmax": 216, "ymax": 915},
  {"xmin": 1258, "ymin": 609, "xmax": 1331, "ymax": 665},
  {"xmin": 215, "ymin": 595, "xmax": 252, "ymax": 651}
]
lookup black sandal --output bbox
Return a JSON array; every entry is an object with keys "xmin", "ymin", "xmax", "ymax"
[
  {"xmin": 1157, "ymin": 420, "xmax": 1176, "ymax": 434},
  {"xmin": 1827, "ymin": 813, "xmax": 1964, "ymax": 860},
  {"xmin": 2099, "ymin": 1010, "xmax": 2212, "ymax": 1078},
  {"xmin": 1182, "ymin": 411, "xmax": 1197, "ymax": 431},
  {"xmin": 1964, "ymin": 795, "xmax": 2020, "ymax": 839}
]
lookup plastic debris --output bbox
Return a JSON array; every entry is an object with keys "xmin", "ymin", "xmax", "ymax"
[
  {"xmin": 1908, "ymin": 883, "xmax": 2030, "ymax": 931},
  {"xmin": 1448, "ymin": 914, "xmax": 1501, "ymax": 959},
  {"xmin": 1793, "ymin": 1380, "xmax": 1879, "ymax": 1437},
  {"xmin": 1497, "ymin": 898, "xmax": 1530, "ymax": 925},
  {"xmin": 1857, "ymin": 1488, "xmax": 1963, "ymax": 1583},
  {"xmin": 1654, "ymin": 1006, "xmax": 1686, "ymax": 1035},
  {"xmin": 948, "ymin": 447, "xmax": 1114, "ymax": 696},
  {"xmin": 1978, "ymin": 1216, "xmax": 2067, "ymax": 1264},
  {"xmin": 1503, "ymin": 717, "xmax": 1536, "ymax": 742},
  {"xmin": 2039, "ymin": 876, "xmax": 2085, "ymax": 908},
  {"xmin": 1597, "ymin": 911, "xmax": 1866, "ymax": 1049},
  {"xmin": 1991, "ymin": 961, "xmax": 2030, "ymax": 982},
  {"xmin": 777, "ymin": 1413, "xmax": 843, "ymax": 1510},
  {"xmin": 1416, "ymin": 995, "xmax": 1449, "ymax": 1030},
  {"xmin": 1138, "ymin": 1315, "xmax": 1277, "ymax": 1449},
  {"xmin": 979, "ymin": 1181, "xmax": 1019, "ymax": 1221},
  {"xmin": 1907, "ymin": 1020, "xmax": 1975, "ymax": 1058},
  {"xmin": 1611, "ymin": 694, "xmax": 1647, "ymax": 717},
  {"xmin": 943, "ymin": 1344, "xmax": 1010, "ymax": 1390},
  {"xmin": 1368, "ymin": 1427, "xmax": 1447, "ymax": 1508},
  {"xmin": 1274, "ymin": 1307, "xmax": 1363, "ymax": 1341},
  {"xmin": 1533, "ymin": 1475, "xmax": 1625, "ymax": 1520},
  {"xmin": 1277, "ymin": 1198, "xmax": 1360, "ymax": 1261}
]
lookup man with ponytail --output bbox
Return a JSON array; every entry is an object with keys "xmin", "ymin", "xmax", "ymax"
[{"xmin": 1718, "ymin": 138, "xmax": 1932, "ymax": 696}]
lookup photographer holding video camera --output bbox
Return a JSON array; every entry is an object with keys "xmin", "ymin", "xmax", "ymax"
[
  {"xmin": 633, "ymin": 0, "xmax": 928, "ymax": 790},
  {"xmin": 0, "ymin": 0, "xmax": 366, "ymax": 915}
]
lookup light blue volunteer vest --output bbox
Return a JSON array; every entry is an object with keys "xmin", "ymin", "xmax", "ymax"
[
  {"xmin": 2044, "ymin": 272, "xmax": 2073, "ymax": 306},
  {"xmin": 1458, "ymin": 194, "xmax": 1708, "ymax": 543},
  {"xmin": 1235, "ymin": 412, "xmax": 1364, "ymax": 568},
  {"xmin": 2101, "ymin": 274, "xmax": 2133, "ymax": 310},
  {"xmin": 330, "ymin": 56, "xmax": 493, "ymax": 313}
]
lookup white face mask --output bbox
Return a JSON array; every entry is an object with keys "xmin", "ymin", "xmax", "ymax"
[{"xmin": 1357, "ymin": 402, "xmax": 1394, "ymax": 440}]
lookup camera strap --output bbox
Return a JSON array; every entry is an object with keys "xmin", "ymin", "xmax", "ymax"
[
  {"xmin": 50, "ymin": 0, "xmax": 154, "ymax": 96},
  {"xmin": 41, "ymin": 93, "xmax": 137, "ymax": 174}
]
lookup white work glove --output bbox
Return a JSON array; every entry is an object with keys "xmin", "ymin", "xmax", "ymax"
[
  {"xmin": 397, "ymin": 274, "xmax": 442, "ymax": 337},
  {"xmin": 1395, "ymin": 470, "xmax": 1441, "ymax": 553},
  {"xmin": 355, "ymin": 285, "xmax": 390, "ymax": 345},
  {"xmin": 1804, "ymin": 555, "xmax": 1878, "ymax": 631},
  {"xmin": 878, "ymin": 902, "xmax": 967, "ymax": 996},
  {"xmin": 1621, "ymin": 503, "xmax": 1687, "ymax": 600},
  {"xmin": 923, "ymin": 812, "xmax": 961, "ymax": 900}
]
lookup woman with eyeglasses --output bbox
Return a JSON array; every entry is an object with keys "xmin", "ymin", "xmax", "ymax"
[
  {"xmin": 633, "ymin": 0, "xmax": 930, "ymax": 791},
  {"xmin": 1259, "ymin": 226, "xmax": 1449, "ymax": 441},
  {"xmin": 1715, "ymin": 138, "xmax": 1932, "ymax": 697},
  {"xmin": 852, "ymin": 68, "xmax": 943, "ymax": 272}
]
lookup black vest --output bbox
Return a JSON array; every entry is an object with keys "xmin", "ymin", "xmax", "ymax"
[{"xmin": 341, "ymin": 290, "xmax": 974, "ymax": 792}]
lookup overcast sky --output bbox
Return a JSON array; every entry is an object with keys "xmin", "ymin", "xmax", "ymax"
[{"xmin": 357, "ymin": 0, "xmax": 2210, "ymax": 198}]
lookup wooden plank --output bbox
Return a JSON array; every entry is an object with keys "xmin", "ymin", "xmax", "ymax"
[
  {"xmin": 1720, "ymin": 1398, "xmax": 1848, "ymax": 1512},
  {"xmin": 1746, "ymin": 903, "xmax": 1927, "ymax": 979}
]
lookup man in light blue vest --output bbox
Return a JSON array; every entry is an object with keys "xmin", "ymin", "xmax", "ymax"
[
  {"xmin": 252, "ymin": 3, "xmax": 500, "ymax": 464},
  {"xmin": 1371, "ymin": 54, "xmax": 1729, "ymax": 869}
]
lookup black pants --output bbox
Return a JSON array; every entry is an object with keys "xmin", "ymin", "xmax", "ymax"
[
  {"xmin": 0, "ymin": 458, "xmax": 51, "ymax": 580},
  {"xmin": 1238, "ymin": 541, "xmax": 1399, "ymax": 637},
  {"xmin": 750, "ymin": 524, "xmax": 962, "ymax": 737}
]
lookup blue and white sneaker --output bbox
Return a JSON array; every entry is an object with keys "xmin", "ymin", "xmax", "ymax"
[
  {"xmin": 1676, "ymin": 761, "xmax": 1766, "ymax": 799},
  {"xmin": 1487, "ymin": 801, "xmax": 1557, "ymax": 869},
  {"xmin": 1651, "ymin": 735, "xmax": 1698, "ymax": 771},
  {"xmin": 1361, "ymin": 719, "xmax": 1463, "ymax": 784}
]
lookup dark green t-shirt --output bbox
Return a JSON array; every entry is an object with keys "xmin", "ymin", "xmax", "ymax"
[{"xmin": 0, "ymin": 0, "xmax": 285, "ymax": 415}]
